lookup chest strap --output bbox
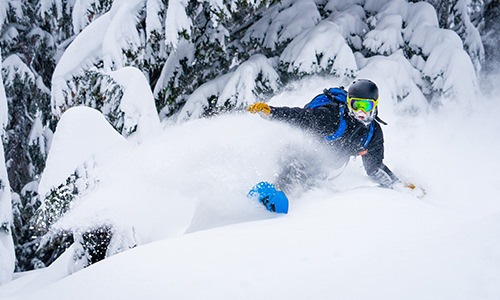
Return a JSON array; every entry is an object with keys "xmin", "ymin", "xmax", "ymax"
[{"xmin": 324, "ymin": 105, "xmax": 375, "ymax": 151}]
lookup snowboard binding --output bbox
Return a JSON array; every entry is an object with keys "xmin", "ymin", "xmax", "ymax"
[{"xmin": 248, "ymin": 181, "xmax": 289, "ymax": 214}]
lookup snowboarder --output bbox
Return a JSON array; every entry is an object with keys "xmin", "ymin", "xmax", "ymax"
[{"xmin": 248, "ymin": 79, "xmax": 419, "ymax": 193}]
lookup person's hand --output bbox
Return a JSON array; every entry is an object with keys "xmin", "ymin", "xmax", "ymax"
[
  {"xmin": 393, "ymin": 181, "xmax": 426, "ymax": 199},
  {"xmin": 404, "ymin": 182, "xmax": 417, "ymax": 190},
  {"xmin": 247, "ymin": 102, "xmax": 271, "ymax": 116}
]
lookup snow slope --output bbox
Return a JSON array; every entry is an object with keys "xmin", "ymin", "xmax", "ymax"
[
  {"xmin": 5, "ymin": 190, "xmax": 500, "ymax": 300},
  {"xmin": 1, "ymin": 76, "xmax": 499, "ymax": 299}
]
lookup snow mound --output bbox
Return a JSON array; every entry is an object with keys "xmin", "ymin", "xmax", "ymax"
[{"xmin": 38, "ymin": 107, "xmax": 128, "ymax": 199}]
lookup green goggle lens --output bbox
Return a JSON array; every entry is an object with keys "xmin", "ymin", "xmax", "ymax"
[{"xmin": 348, "ymin": 98, "xmax": 377, "ymax": 113}]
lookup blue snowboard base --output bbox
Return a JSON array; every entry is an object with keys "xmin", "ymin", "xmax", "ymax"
[{"xmin": 248, "ymin": 181, "xmax": 289, "ymax": 214}]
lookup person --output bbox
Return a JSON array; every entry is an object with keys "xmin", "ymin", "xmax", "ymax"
[{"xmin": 247, "ymin": 79, "xmax": 418, "ymax": 192}]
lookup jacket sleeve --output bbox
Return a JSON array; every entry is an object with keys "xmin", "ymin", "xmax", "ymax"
[
  {"xmin": 269, "ymin": 105, "xmax": 340, "ymax": 133},
  {"xmin": 362, "ymin": 123, "xmax": 400, "ymax": 188}
]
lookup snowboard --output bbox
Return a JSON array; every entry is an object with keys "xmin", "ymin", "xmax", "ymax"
[{"xmin": 248, "ymin": 181, "xmax": 289, "ymax": 214}]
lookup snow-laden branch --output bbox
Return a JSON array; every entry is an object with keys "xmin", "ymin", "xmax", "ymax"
[
  {"xmin": 216, "ymin": 55, "xmax": 280, "ymax": 107},
  {"xmin": 39, "ymin": 0, "xmax": 64, "ymax": 18},
  {"xmin": 362, "ymin": 0, "xmax": 409, "ymax": 56},
  {"xmin": 422, "ymin": 43, "xmax": 478, "ymax": 103},
  {"xmin": 404, "ymin": 2, "xmax": 478, "ymax": 103},
  {"xmin": 324, "ymin": 4, "xmax": 368, "ymax": 49},
  {"xmin": 451, "ymin": 0, "xmax": 484, "ymax": 73},
  {"xmin": 154, "ymin": 40, "xmax": 195, "ymax": 98},
  {"xmin": 72, "ymin": 0, "xmax": 97, "ymax": 33},
  {"xmin": 280, "ymin": 20, "xmax": 357, "ymax": 77},
  {"xmin": 0, "ymin": 1, "xmax": 8, "ymax": 31},
  {"xmin": 146, "ymin": 0, "xmax": 164, "ymax": 41},
  {"xmin": 2, "ymin": 54, "xmax": 36, "ymax": 84},
  {"xmin": 51, "ymin": 12, "xmax": 112, "ymax": 117},
  {"xmin": 363, "ymin": 14, "xmax": 404, "ymax": 55},
  {"xmin": 51, "ymin": 0, "xmax": 146, "ymax": 117},
  {"xmin": 243, "ymin": 0, "xmax": 320, "ymax": 50},
  {"xmin": 102, "ymin": 0, "xmax": 144, "ymax": 70},
  {"xmin": 356, "ymin": 50, "xmax": 428, "ymax": 117},
  {"xmin": 177, "ymin": 54, "xmax": 280, "ymax": 121},
  {"xmin": 0, "ymin": 54, "xmax": 7, "ymax": 130},
  {"xmin": 109, "ymin": 67, "xmax": 161, "ymax": 143},
  {"xmin": 165, "ymin": 0, "xmax": 192, "ymax": 49}
]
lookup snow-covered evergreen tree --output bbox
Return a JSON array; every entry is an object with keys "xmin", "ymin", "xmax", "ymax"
[
  {"xmin": 480, "ymin": 0, "xmax": 499, "ymax": 81},
  {"xmin": 0, "ymin": 138, "xmax": 14, "ymax": 285},
  {"xmin": 0, "ymin": 0, "xmax": 495, "ymax": 274},
  {"xmin": 448, "ymin": 0, "xmax": 484, "ymax": 73},
  {"xmin": 0, "ymin": 52, "xmax": 15, "ymax": 285},
  {"xmin": 0, "ymin": 1, "xmax": 59, "ymax": 271},
  {"xmin": 420, "ymin": 0, "xmax": 485, "ymax": 74}
]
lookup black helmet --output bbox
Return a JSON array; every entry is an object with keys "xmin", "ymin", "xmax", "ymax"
[{"xmin": 348, "ymin": 79, "xmax": 379, "ymax": 100}]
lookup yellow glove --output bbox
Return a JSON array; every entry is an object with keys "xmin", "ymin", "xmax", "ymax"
[
  {"xmin": 404, "ymin": 182, "xmax": 417, "ymax": 190},
  {"xmin": 247, "ymin": 102, "xmax": 271, "ymax": 116},
  {"xmin": 404, "ymin": 182, "xmax": 427, "ymax": 198}
]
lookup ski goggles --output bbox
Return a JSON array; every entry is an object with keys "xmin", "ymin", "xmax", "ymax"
[{"xmin": 347, "ymin": 97, "xmax": 378, "ymax": 113}]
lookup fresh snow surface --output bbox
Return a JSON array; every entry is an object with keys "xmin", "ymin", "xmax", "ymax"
[{"xmin": 1, "ymin": 76, "xmax": 500, "ymax": 300}]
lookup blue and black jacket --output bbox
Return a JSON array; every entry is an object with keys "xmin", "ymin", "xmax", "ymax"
[{"xmin": 268, "ymin": 102, "xmax": 399, "ymax": 187}]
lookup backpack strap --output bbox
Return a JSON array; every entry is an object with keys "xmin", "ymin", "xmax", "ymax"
[
  {"xmin": 361, "ymin": 122, "xmax": 375, "ymax": 149},
  {"xmin": 324, "ymin": 107, "xmax": 376, "ymax": 151},
  {"xmin": 324, "ymin": 106, "xmax": 347, "ymax": 142},
  {"xmin": 323, "ymin": 87, "xmax": 347, "ymax": 103}
]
